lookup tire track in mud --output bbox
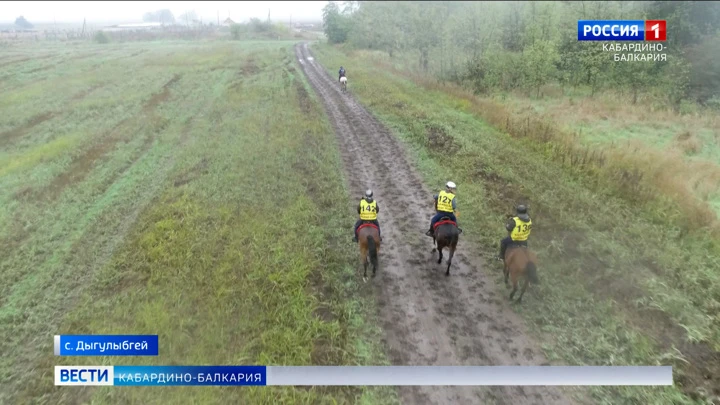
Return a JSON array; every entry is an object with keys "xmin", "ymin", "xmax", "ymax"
[{"xmin": 295, "ymin": 43, "xmax": 576, "ymax": 405}]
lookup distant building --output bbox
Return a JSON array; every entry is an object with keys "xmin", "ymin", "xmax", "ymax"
[
  {"xmin": 293, "ymin": 23, "xmax": 316, "ymax": 30},
  {"xmin": 223, "ymin": 18, "xmax": 235, "ymax": 26},
  {"xmin": 101, "ymin": 22, "xmax": 164, "ymax": 32},
  {"xmin": 0, "ymin": 23, "xmax": 38, "ymax": 33}
]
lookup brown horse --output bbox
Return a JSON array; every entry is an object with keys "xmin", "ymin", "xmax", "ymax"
[
  {"xmin": 431, "ymin": 218, "xmax": 460, "ymax": 276},
  {"xmin": 503, "ymin": 245, "xmax": 540, "ymax": 303},
  {"xmin": 358, "ymin": 223, "xmax": 380, "ymax": 280}
]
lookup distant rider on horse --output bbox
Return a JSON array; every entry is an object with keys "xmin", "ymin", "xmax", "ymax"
[
  {"xmin": 498, "ymin": 204, "xmax": 532, "ymax": 262},
  {"xmin": 353, "ymin": 189, "xmax": 382, "ymax": 242},
  {"xmin": 339, "ymin": 66, "xmax": 346, "ymax": 82},
  {"xmin": 426, "ymin": 181, "xmax": 461, "ymax": 237}
]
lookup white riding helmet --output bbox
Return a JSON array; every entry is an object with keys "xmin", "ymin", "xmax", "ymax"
[{"xmin": 446, "ymin": 181, "xmax": 457, "ymax": 189}]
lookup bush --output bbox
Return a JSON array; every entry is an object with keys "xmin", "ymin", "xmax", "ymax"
[
  {"xmin": 230, "ymin": 23, "xmax": 247, "ymax": 40},
  {"xmin": 230, "ymin": 20, "xmax": 288, "ymax": 40},
  {"xmin": 248, "ymin": 18, "xmax": 271, "ymax": 32},
  {"xmin": 706, "ymin": 96, "xmax": 720, "ymax": 111},
  {"xmin": 686, "ymin": 35, "xmax": 720, "ymax": 104},
  {"xmin": 94, "ymin": 31, "xmax": 110, "ymax": 44},
  {"xmin": 678, "ymin": 99, "xmax": 698, "ymax": 115}
]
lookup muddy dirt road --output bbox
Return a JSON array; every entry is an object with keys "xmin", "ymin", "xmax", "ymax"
[{"xmin": 295, "ymin": 43, "xmax": 576, "ymax": 405}]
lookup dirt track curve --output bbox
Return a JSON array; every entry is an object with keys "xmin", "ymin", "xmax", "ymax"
[{"xmin": 295, "ymin": 43, "xmax": 576, "ymax": 405}]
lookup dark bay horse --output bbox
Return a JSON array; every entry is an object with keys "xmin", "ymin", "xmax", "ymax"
[
  {"xmin": 431, "ymin": 218, "xmax": 460, "ymax": 276},
  {"xmin": 358, "ymin": 222, "xmax": 380, "ymax": 280},
  {"xmin": 503, "ymin": 245, "xmax": 540, "ymax": 303}
]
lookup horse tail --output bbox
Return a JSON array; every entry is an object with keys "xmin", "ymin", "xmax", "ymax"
[
  {"xmin": 367, "ymin": 235, "xmax": 378, "ymax": 269},
  {"xmin": 525, "ymin": 261, "xmax": 540, "ymax": 284},
  {"xmin": 451, "ymin": 225, "xmax": 460, "ymax": 244}
]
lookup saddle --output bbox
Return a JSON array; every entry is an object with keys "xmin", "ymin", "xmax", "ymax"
[
  {"xmin": 433, "ymin": 218, "xmax": 457, "ymax": 231},
  {"xmin": 507, "ymin": 242, "xmax": 528, "ymax": 251},
  {"xmin": 357, "ymin": 222, "xmax": 379, "ymax": 233}
]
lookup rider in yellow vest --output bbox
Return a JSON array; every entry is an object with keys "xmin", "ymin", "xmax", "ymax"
[
  {"xmin": 499, "ymin": 204, "xmax": 532, "ymax": 261},
  {"xmin": 426, "ymin": 181, "xmax": 461, "ymax": 236},
  {"xmin": 353, "ymin": 189, "xmax": 382, "ymax": 242}
]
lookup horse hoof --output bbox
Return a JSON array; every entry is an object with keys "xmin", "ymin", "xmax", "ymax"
[
  {"xmin": 362, "ymin": 276, "xmax": 368, "ymax": 283},
  {"xmin": 431, "ymin": 248, "xmax": 437, "ymax": 253}
]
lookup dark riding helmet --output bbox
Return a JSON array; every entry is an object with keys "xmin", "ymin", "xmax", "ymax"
[
  {"xmin": 515, "ymin": 204, "xmax": 528, "ymax": 214},
  {"xmin": 365, "ymin": 189, "xmax": 373, "ymax": 198}
]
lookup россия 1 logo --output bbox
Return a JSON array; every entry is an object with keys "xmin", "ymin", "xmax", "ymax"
[{"xmin": 578, "ymin": 20, "xmax": 666, "ymax": 41}]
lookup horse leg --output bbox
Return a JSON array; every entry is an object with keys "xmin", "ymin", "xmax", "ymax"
[
  {"xmin": 361, "ymin": 246, "xmax": 368, "ymax": 279},
  {"xmin": 517, "ymin": 277, "xmax": 529, "ymax": 304},
  {"xmin": 445, "ymin": 246, "xmax": 455, "ymax": 276},
  {"xmin": 503, "ymin": 262, "xmax": 510, "ymax": 288},
  {"xmin": 431, "ymin": 236, "xmax": 437, "ymax": 253},
  {"xmin": 437, "ymin": 246, "xmax": 443, "ymax": 264},
  {"xmin": 509, "ymin": 272, "xmax": 518, "ymax": 300}
]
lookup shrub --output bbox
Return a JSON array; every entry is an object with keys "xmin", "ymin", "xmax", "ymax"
[{"xmin": 94, "ymin": 31, "xmax": 110, "ymax": 44}]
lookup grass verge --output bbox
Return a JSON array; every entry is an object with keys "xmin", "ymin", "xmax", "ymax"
[
  {"xmin": 1, "ymin": 41, "xmax": 397, "ymax": 404},
  {"xmin": 312, "ymin": 42, "xmax": 720, "ymax": 405}
]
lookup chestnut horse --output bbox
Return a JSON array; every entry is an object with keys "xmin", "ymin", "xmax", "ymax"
[{"xmin": 503, "ymin": 246, "xmax": 540, "ymax": 303}]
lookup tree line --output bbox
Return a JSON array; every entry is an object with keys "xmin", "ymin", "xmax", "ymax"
[{"xmin": 322, "ymin": 1, "xmax": 720, "ymax": 108}]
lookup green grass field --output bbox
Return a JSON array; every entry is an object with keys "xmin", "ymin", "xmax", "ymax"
[
  {"xmin": 0, "ymin": 40, "xmax": 397, "ymax": 404},
  {"xmin": 4, "ymin": 35, "xmax": 719, "ymax": 405},
  {"xmin": 502, "ymin": 89, "xmax": 720, "ymax": 161},
  {"xmin": 312, "ymin": 43, "xmax": 720, "ymax": 405},
  {"xmin": 339, "ymin": 47, "xmax": 720, "ymax": 221},
  {"xmin": 501, "ymin": 89, "xmax": 720, "ymax": 215}
]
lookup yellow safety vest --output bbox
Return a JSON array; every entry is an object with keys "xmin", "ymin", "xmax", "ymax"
[
  {"xmin": 359, "ymin": 199, "xmax": 378, "ymax": 220},
  {"xmin": 510, "ymin": 217, "xmax": 532, "ymax": 241},
  {"xmin": 436, "ymin": 190, "xmax": 455, "ymax": 213}
]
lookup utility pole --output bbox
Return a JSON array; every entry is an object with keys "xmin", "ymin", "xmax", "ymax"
[{"xmin": 217, "ymin": 10, "xmax": 220, "ymax": 26}]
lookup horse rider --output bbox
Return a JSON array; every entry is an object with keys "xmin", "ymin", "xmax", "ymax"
[
  {"xmin": 498, "ymin": 204, "xmax": 532, "ymax": 262},
  {"xmin": 426, "ymin": 181, "xmax": 461, "ymax": 237},
  {"xmin": 353, "ymin": 189, "xmax": 382, "ymax": 242},
  {"xmin": 339, "ymin": 66, "xmax": 346, "ymax": 82}
]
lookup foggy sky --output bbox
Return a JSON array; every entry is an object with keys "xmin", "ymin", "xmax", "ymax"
[{"xmin": 0, "ymin": 1, "xmax": 328, "ymax": 23}]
